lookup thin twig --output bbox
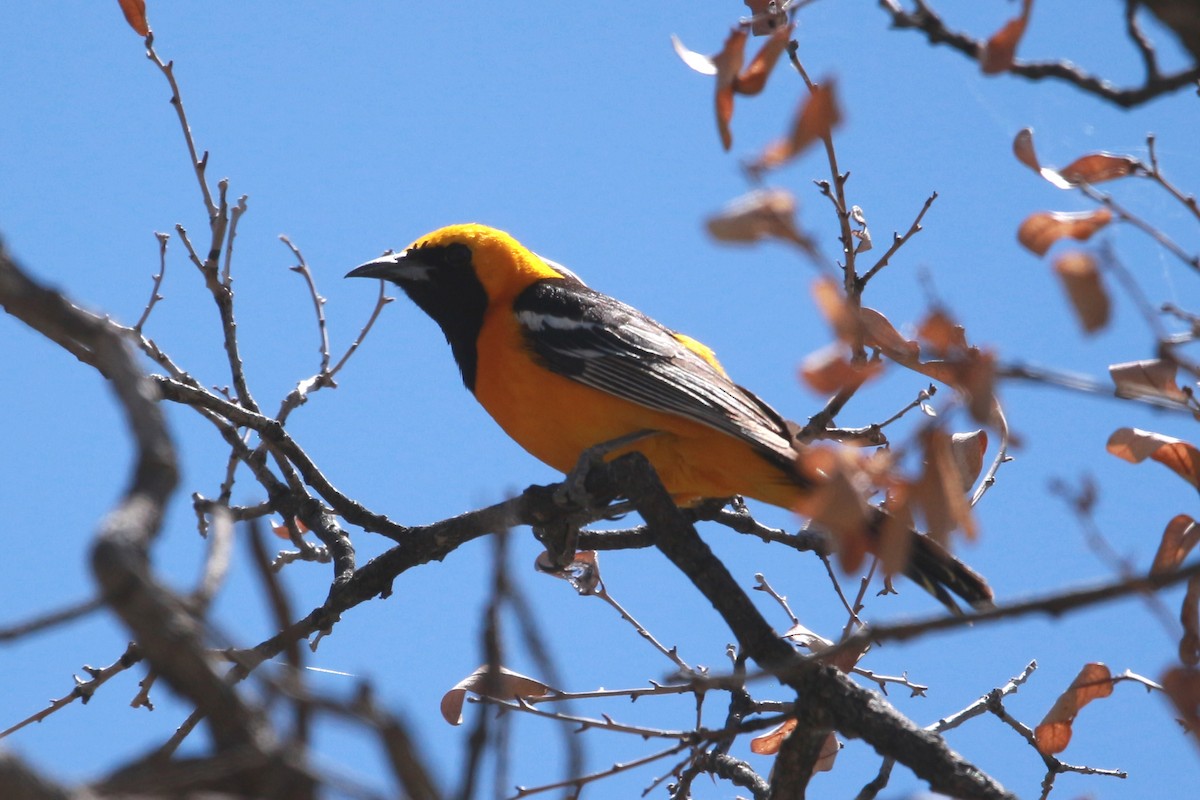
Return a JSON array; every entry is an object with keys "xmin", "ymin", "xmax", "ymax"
[
  {"xmin": 970, "ymin": 400, "xmax": 1011, "ymax": 507},
  {"xmin": 509, "ymin": 742, "xmax": 691, "ymax": 799},
  {"xmin": 1078, "ymin": 182, "xmax": 1200, "ymax": 274},
  {"xmin": 134, "ymin": 232, "xmax": 170, "ymax": 332},
  {"xmin": 1146, "ymin": 134, "xmax": 1200, "ymax": 223},
  {"xmin": 830, "ymin": 558, "xmax": 1200, "ymax": 657},
  {"xmin": 753, "ymin": 573, "xmax": 800, "ymax": 626},
  {"xmin": 859, "ymin": 192, "xmax": 938, "ymax": 287},
  {"xmin": 145, "ymin": 36, "xmax": 215, "ymax": 217},
  {"xmin": 281, "ymin": 235, "xmax": 332, "ymax": 375},
  {"xmin": 0, "ymin": 643, "xmax": 143, "ymax": 740},
  {"xmin": 0, "ymin": 596, "xmax": 104, "ymax": 642},
  {"xmin": 877, "ymin": 0, "xmax": 1200, "ymax": 108}
]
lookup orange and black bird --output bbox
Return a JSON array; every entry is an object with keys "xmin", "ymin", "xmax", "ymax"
[{"xmin": 347, "ymin": 223, "xmax": 992, "ymax": 612}]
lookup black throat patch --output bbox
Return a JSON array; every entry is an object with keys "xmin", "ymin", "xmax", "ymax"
[{"xmin": 395, "ymin": 243, "xmax": 489, "ymax": 391}]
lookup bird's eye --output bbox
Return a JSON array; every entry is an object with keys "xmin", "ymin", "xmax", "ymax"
[
  {"xmin": 407, "ymin": 242, "xmax": 472, "ymax": 269},
  {"xmin": 441, "ymin": 242, "xmax": 472, "ymax": 267}
]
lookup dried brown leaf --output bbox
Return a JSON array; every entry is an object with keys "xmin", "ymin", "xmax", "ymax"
[
  {"xmin": 783, "ymin": 622, "xmax": 834, "ymax": 651},
  {"xmin": 713, "ymin": 28, "xmax": 748, "ymax": 151},
  {"xmin": 818, "ymin": 637, "xmax": 870, "ymax": 673},
  {"xmin": 981, "ymin": 14, "xmax": 1028, "ymax": 74},
  {"xmin": 270, "ymin": 516, "xmax": 310, "ymax": 540},
  {"xmin": 734, "ymin": 23, "xmax": 793, "ymax": 96},
  {"xmin": 813, "ymin": 731, "xmax": 840, "ymax": 774},
  {"xmin": 794, "ymin": 447, "xmax": 873, "ymax": 572},
  {"xmin": 1018, "ymin": 209, "xmax": 1113, "ymax": 256},
  {"xmin": 1183, "ymin": 577, "xmax": 1200, "ymax": 666},
  {"xmin": 750, "ymin": 718, "xmax": 797, "ymax": 755},
  {"xmin": 1162, "ymin": 667, "xmax": 1200, "ymax": 747},
  {"xmin": 860, "ymin": 307, "xmax": 922, "ymax": 362},
  {"xmin": 1012, "ymin": 127, "xmax": 1041, "ymax": 172},
  {"xmin": 785, "ymin": 619, "xmax": 869, "ymax": 671},
  {"xmin": 879, "ymin": 483, "xmax": 916, "ymax": 577},
  {"xmin": 1034, "ymin": 662, "xmax": 1114, "ymax": 755},
  {"xmin": 982, "ymin": 0, "xmax": 1034, "ymax": 74},
  {"xmin": 748, "ymin": 723, "xmax": 840, "ymax": 775},
  {"xmin": 1059, "ymin": 153, "xmax": 1142, "ymax": 185},
  {"xmin": 1152, "ymin": 515, "xmax": 1200, "ymax": 575},
  {"xmin": 800, "ymin": 346, "xmax": 883, "ymax": 394},
  {"xmin": 1109, "ymin": 359, "xmax": 1188, "ymax": 403},
  {"xmin": 950, "ymin": 430, "xmax": 989, "ymax": 493},
  {"xmin": 706, "ymin": 188, "xmax": 812, "ymax": 250},
  {"xmin": 912, "ymin": 429, "xmax": 978, "ymax": 545},
  {"xmin": 753, "ymin": 80, "xmax": 841, "ymax": 170},
  {"xmin": 1011, "ymin": 128, "xmax": 1073, "ymax": 188},
  {"xmin": 441, "ymin": 666, "xmax": 552, "ymax": 726},
  {"xmin": 1107, "ymin": 427, "xmax": 1200, "ymax": 489},
  {"xmin": 119, "ymin": 0, "xmax": 150, "ymax": 36},
  {"xmin": 1054, "ymin": 252, "xmax": 1110, "ymax": 334},
  {"xmin": 918, "ymin": 308, "xmax": 968, "ymax": 354}
]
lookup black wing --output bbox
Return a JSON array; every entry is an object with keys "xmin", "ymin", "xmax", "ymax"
[{"xmin": 512, "ymin": 278, "xmax": 798, "ymax": 470}]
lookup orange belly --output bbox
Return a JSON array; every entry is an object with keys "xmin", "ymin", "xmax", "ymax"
[{"xmin": 472, "ymin": 311, "xmax": 800, "ymax": 508}]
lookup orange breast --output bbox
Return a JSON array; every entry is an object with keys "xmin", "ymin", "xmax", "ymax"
[{"xmin": 471, "ymin": 307, "xmax": 801, "ymax": 509}]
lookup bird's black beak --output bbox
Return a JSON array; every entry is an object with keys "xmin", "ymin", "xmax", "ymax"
[{"xmin": 345, "ymin": 252, "xmax": 405, "ymax": 280}]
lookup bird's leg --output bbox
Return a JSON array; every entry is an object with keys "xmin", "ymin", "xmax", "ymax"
[
  {"xmin": 537, "ymin": 430, "xmax": 663, "ymax": 570},
  {"xmin": 555, "ymin": 428, "xmax": 662, "ymax": 510}
]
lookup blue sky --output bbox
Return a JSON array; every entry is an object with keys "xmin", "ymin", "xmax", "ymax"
[{"xmin": 2, "ymin": 2, "xmax": 1199, "ymax": 797}]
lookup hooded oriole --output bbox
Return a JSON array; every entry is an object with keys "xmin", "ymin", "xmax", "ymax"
[{"xmin": 347, "ymin": 223, "xmax": 992, "ymax": 611}]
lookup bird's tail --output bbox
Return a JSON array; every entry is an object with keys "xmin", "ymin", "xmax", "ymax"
[{"xmin": 883, "ymin": 511, "xmax": 994, "ymax": 614}]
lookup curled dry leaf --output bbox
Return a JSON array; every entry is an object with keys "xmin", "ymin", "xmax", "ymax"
[
  {"xmin": 1012, "ymin": 128, "xmax": 1073, "ymax": 189},
  {"xmin": 753, "ymin": 80, "xmax": 841, "ymax": 171},
  {"xmin": 980, "ymin": 0, "xmax": 1032, "ymax": 74},
  {"xmin": 1054, "ymin": 252, "xmax": 1110, "ymax": 334},
  {"xmin": 706, "ymin": 188, "xmax": 813, "ymax": 250},
  {"xmin": 270, "ymin": 516, "xmax": 310, "ymax": 541},
  {"xmin": 1152, "ymin": 515, "xmax": 1200, "ymax": 575},
  {"xmin": 912, "ymin": 429, "xmax": 978, "ymax": 545},
  {"xmin": 783, "ymin": 621, "xmax": 834, "ymax": 651},
  {"xmin": 1013, "ymin": 128, "xmax": 1141, "ymax": 187},
  {"xmin": 810, "ymin": 281, "xmax": 998, "ymax": 424},
  {"xmin": 1012, "ymin": 127, "xmax": 1043, "ymax": 173},
  {"xmin": 813, "ymin": 731, "xmax": 840, "ymax": 773},
  {"xmin": 950, "ymin": 430, "xmax": 989, "ymax": 493},
  {"xmin": 749, "ymin": 724, "xmax": 840, "ymax": 775},
  {"xmin": 1149, "ymin": 515, "xmax": 1200, "ymax": 668},
  {"xmin": 1183, "ymin": 577, "xmax": 1200, "ymax": 666},
  {"xmin": 119, "ymin": 0, "xmax": 150, "ymax": 36},
  {"xmin": 917, "ymin": 308, "xmax": 968, "ymax": 355},
  {"xmin": 1109, "ymin": 359, "xmax": 1188, "ymax": 403},
  {"xmin": 799, "ymin": 345, "xmax": 883, "ymax": 394},
  {"xmin": 1017, "ymin": 209, "xmax": 1113, "ymax": 256},
  {"xmin": 1059, "ymin": 153, "xmax": 1142, "ymax": 184},
  {"xmin": 1034, "ymin": 662, "xmax": 1114, "ymax": 755},
  {"xmin": 1162, "ymin": 667, "xmax": 1200, "ymax": 748},
  {"xmin": 879, "ymin": 483, "xmax": 917, "ymax": 577},
  {"xmin": 1106, "ymin": 427, "xmax": 1200, "ymax": 489},
  {"xmin": 535, "ymin": 550, "xmax": 603, "ymax": 596},
  {"xmin": 734, "ymin": 23, "xmax": 794, "ymax": 96},
  {"xmin": 440, "ymin": 666, "xmax": 552, "ymax": 725},
  {"xmin": 750, "ymin": 718, "xmax": 797, "ymax": 755},
  {"xmin": 783, "ymin": 621, "xmax": 869, "ymax": 671},
  {"xmin": 794, "ymin": 447, "xmax": 874, "ymax": 572},
  {"xmin": 713, "ymin": 28, "xmax": 749, "ymax": 151}
]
